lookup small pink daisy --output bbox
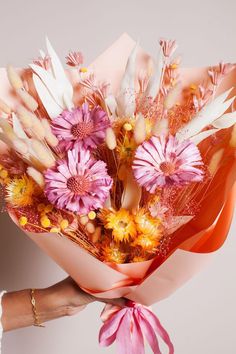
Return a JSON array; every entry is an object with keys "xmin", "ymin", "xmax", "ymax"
[
  {"xmin": 44, "ymin": 146, "xmax": 112, "ymax": 214},
  {"xmin": 132, "ymin": 135, "xmax": 204, "ymax": 193},
  {"xmin": 52, "ymin": 103, "xmax": 110, "ymax": 152}
]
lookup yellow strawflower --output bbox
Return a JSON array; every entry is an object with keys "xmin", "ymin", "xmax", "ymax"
[
  {"xmin": 6, "ymin": 175, "xmax": 36, "ymax": 207},
  {"xmin": 134, "ymin": 208, "xmax": 161, "ymax": 237},
  {"xmin": 103, "ymin": 208, "xmax": 137, "ymax": 243},
  {"xmin": 132, "ymin": 233, "xmax": 160, "ymax": 251},
  {"xmin": 117, "ymin": 135, "xmax": 136, "ymax": 161},
  {"xmin": 102, "ymin": 244, "xmax": 126, "ymax": 263}
]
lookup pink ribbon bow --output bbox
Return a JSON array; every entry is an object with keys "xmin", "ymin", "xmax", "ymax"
[{"xmin": 99, "ymin": 300, "xmax": 174, "ymax": 354}]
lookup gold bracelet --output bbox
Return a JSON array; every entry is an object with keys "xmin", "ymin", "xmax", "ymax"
[{"xmin": 30, "ymin": 289, "xmax": 45, "ymax": 327}]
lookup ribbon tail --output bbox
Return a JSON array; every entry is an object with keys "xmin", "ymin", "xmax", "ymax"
[
  {"xmin": 99, "ymin": 308, "xmax": 127, "ymax": 347},
  {"xmin": 142, "ymin": 308, "xmax": 174, "ymax": 354},
  {"xmin": 116, "ymin": 311, "xmax": 133, "ymax": 354},
  {"xmin": 137, "ymin": 311, "xmax": 161, "ymax": 354},
  {"xmin": 131, "ymin": 312, "xmax": 145, "ymax": 354}
]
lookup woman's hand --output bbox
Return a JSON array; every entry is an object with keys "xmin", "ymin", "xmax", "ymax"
[
  {"xmin": 2, "ymin": 277, "xmax": 125, "ymax": 331},
  {"xmin": 46, "ymin": 277, "xmax": 126, "ymax": 316}
]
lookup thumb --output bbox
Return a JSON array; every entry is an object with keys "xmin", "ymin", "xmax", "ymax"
[{"xmin": 98, "ymin": 297, "xmax": 127, "ymax": 308}]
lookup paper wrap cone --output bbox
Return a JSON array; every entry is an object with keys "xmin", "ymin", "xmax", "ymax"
[{"xmin": 1, "ymin": 34, "xmax": 236, "ymax": 307}]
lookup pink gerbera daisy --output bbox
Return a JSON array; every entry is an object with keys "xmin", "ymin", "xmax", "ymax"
[
  {"xmin": 132, "ymin": 134, "xmax": 204, "ymax": 193},
  {"xmin": 44, "ymin": 147, "xmax": 112, "ymax": 214},
  {"xmin": 52, "ymin": 103, "xmax": 110, "ymax": 152}
]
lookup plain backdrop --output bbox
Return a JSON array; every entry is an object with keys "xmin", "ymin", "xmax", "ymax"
[{"xmin": 0, "ymin": 0, "xmax": 236, "ymax": 353}]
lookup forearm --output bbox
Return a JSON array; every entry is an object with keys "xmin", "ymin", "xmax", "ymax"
[
  {"xmin": 1, "ymin": 287, "xmax": 67, "ymax": 332},
  {"xmin": 1, "ymin": 278, "xmax": 125, "ymax": 332}
]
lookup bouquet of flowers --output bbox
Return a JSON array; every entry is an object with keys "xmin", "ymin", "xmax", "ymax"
[{"xmin": 0, "ymin": 34, "xmax": 236, "ymax": 353}]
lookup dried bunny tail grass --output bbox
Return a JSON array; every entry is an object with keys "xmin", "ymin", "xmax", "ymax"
[
  {"xmin": 134, "ymin": 113, "xmax": 146, "ymax": 144},
  {"xmin": 208, "ymin": 148, "xmax": 224, "ymax": 175},
  {"xmin": 31, "ymin": 139, "xmax": 55, "ymax": 168},
  {"xmin": 30, "ymin": 116, "xmax": 45, "ymax": 140},
  {"xmin": 79, "ymin": 215, "xmax": 89, "ymax": 225},
  {"xmin": 91, "ymin": 226, "xmax": 102, "ymax": 243},
  {"xmin": 105, "ymin": 127, "xmax": 117, "ymax": 150},
  {"xmin": 16, "ymin": 106, "xmax": 34, "ymax": 128},
  {"xmin": 16, "ymin": 107, "xmax": 45, "ymax": 140},
  {"xmin": 12, "ymin": 139, "xmax": 28, "ymax": 155},
  {"xmin": 229, "ymin": 124, "xmax": 236, "ymax": 147},
  {"xmin": 0, "ymin": 132, "xmax": 12, "ymax": 146},
  {"xmin": 0, "ymin": 119, "xmax": 22, "ymax": 148},
  {"xmin": 164, "ymin": 82, "xmax": 181, "ymax": 110},
  {"xmin": 27, "ymin": 167, "xmax": 45, "ymax": 188},
  {"xmin": 0, "ymin": 98, "xmax": 12, "ymax": 115},
  {"xmin": 0, "ymin": 117, "xmax": 13, "ymax": 134},
  {"xmin": 41, "ymin": 119, "xmax": 59, "ymax": 147},
  {"xmin": 152, "ymin": 117, "xmax": 169, "ymax": 136},
  {"xmin": 85, "ymin": 222, "xmax": 96, "ymax": 234},
  {"xmin": 16, "ymin": 89, "xmax": 38, "ymax": 111},
  {"xmin": 7, "ymin": 65, "xmax": 24, "ymax": 90}
]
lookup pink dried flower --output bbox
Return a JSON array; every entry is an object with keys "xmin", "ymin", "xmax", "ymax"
[
  {"xmin": 33, "ymin": 55, "xmax": 51, "ymax": 70},
  {"xmin": 52, "ymin": 103, "xmax": 110, "ymax": 152},
  {"xmin": 193, "ymin": 85, "xmax": 213, "ymax": 111},
  {"xmin": 159, "ymin": 39, "xmax": 177, "ymax": 58},
  {"xmin": 138, "ymin": 70, "xmax": 149, "ymax": 92},
  {"xmin": 208, "ymin": 68, "xmax": 222, "ymax": 86},
  {"xmin": 132, "ymin": 135, "xmax": 204, "ymax": 193},
  {"xmin": 219, "ymin": 62, "xmax": 235, "ymax": 75},
  {"xmin": 44, "ymin": 146, "xmax": 112, "ymax": 214},
  {"xmin": 66, "ymin": 51, "xmax": 84, "ymax": 67}
]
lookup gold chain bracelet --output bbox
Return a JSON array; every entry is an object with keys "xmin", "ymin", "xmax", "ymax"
[{"xmin": 30, "ymin": 289, "xmax": 45, "ymax": 327}]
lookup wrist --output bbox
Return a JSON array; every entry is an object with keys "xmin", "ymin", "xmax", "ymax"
[{"xmin": 35, "ymin": 287, "xmax": 68, "ymax": 322}]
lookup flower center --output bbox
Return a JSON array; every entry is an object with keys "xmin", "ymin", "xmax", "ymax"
[
  {"xmin": 67, "ymin": 175, "xmax": 90, "ymax": 195},
  {"xmin": 71, "ymin": 121, "xmax": 94, "ymax": 139},
  {"xmin": 118, "ymin": 221, "xmax": 128, "ymax": 229},
  {"xmin": 159, "ymin": 161, "xmax": 176, "ymax": 175}
]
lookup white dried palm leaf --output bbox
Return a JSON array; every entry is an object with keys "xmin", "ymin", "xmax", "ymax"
[
  {"xmin": 117, "ymin": 43, "xmax": 138, "ymax": 117},
  {"xmin": 189, "ymin": 128, "xmax": 219, "ymax": 145},
  {"xmin": 105, "ymin": 94, "xmax": 117, "ymax": 119},
  {"xmin": 32, "ymin": 74, "xmax": 62, "ymax": 118},
  {"xmin": 45, "ymin": 37, "xmax": 73, "ymax": 102},
  {"xmin": 176, "ymin": 88, "xmax": 234, "ymax": 142},
  {"xmin": 145, "ymin": 48, "xmax": 163, "ymax": 99},
  {"xmin": 39, "ymin": 49, "xmax": 46, "ymax": 58},
  {"xmin": 212, "ymin": 111, "xmax": 236, "ymax": 129},
  {"xmin": 30, "ymin": 64, "xmax": 65, "ymax": 107}
]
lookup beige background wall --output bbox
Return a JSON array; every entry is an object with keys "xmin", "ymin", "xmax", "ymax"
[{"xmin": 0, "ymin": 0, "xmax": 236, "ymax": 353}]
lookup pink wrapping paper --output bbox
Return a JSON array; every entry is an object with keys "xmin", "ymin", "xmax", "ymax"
[{"xmin": 1, "ymin": 34, "xmax": 236, "ymax": 308}]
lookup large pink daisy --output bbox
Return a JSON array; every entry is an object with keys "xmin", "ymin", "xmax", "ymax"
[
  {"xmin": 44, "ymin": 147, "xmax": 112, "ymax": 214},
  {"xmin": 132, "ymin": 134, "xmax": 204, "ymax": 193},
  {"xmin": 52, "ymin": 103, "xmax": 110, "ymax": 152}
]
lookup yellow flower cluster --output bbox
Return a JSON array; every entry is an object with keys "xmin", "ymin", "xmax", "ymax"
[
  {"xmin": 101, "ymin": 208, "xmax": 162, "ymax": 250},
  {"xmin": 37, "ymin": 203, "xmax": 69, "ymax": 232},
  {"xmin": 17, "ymin": 201, "xmax": 70, "ymax": 234}
]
